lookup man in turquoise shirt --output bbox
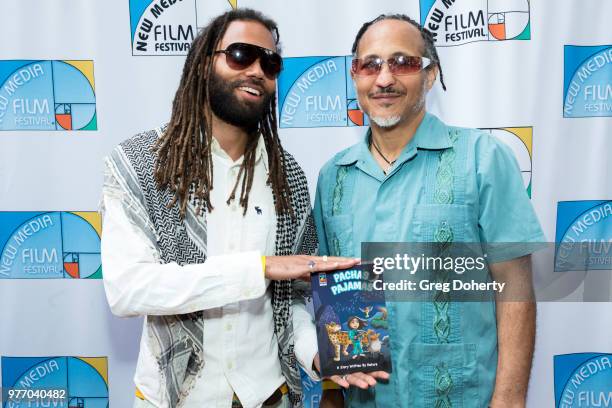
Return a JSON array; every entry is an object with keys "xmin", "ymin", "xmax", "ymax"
[{"xmin": 315, "ymin": 14, "xmax": 545, "ymax": 408}]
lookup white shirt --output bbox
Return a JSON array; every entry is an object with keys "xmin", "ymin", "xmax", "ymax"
[{"xmin": 101, "ymin": 135, "xmax": 318, "ymax": 408}]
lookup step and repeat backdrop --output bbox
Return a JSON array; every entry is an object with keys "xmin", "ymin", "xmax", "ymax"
[{"xmin": 0, "ymin": 1, "xmax": 611, "ymax": 407}]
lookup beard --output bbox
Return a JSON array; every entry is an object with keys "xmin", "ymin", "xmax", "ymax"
[
  {"xmin": 208, "ymin": 71, "xmax": 274, "ymax": 132},
  {"xmin": 370, "ymin": 115, "xmax": 402, "ymax": 128}
]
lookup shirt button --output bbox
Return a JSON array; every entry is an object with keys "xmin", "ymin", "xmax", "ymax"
[
  {"xmin": 227, "ymin": 362, "xmax": 233, "ymax": 370},
  {"xmin": 225, "ymin": 323, "xmax": 232, "ymax": 331}
]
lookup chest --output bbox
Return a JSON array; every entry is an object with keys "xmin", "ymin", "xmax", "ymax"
[
  {"xmin": 319, "ymin": 141, "xmax": 479, "ymax": 257},
  {"xmin": 207, "ymin": 161, "xmax": 277, "ymax": 256}
]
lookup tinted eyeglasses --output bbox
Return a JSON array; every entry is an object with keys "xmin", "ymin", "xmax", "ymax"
[
  {"xmin": 351, "ymin": 55, "xmax": 432, "ymax": 77},
  {"xmin": 214, "ymin": 42, "xmax": 283, "ymax": 79}
]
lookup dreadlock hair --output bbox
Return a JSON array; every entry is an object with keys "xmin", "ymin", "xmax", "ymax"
[
  {"xmin": 351, "ymin": 14, "xmax": 447, "ymax": 91},
  {"xmin": 153, "ymin": 8, "xmax": 292, "ymax": 219}
]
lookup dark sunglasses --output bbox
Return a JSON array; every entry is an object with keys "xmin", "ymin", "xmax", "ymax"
[
  {"xmin": 214, "ymin": 42, "xmax": 283, "ymax": 79},
  {"xmin": 351, "ymin": 55, "xmax": 432, "ymax": 77}
]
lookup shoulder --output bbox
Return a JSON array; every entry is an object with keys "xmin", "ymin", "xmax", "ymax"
[
  {"xmin": 106, "ymin": 124, "xmax": 167, "ymax": 167},
  {"xmin": 116, "ymin": 124, "xmax": 167, "ymax": 155},
  {"xmin": 281, "ymin": 148, "xmax": 306, "ymax": 180},
  {"xmin": 280, "ymin": 149, "xmax": 313, "ymax": 206},
  {"xmin": 104, "ymin": 124, "xmax": 168, "ymax": 187},
  {"xmin": 317, "ymin": 143, "xmax": 361, "ymax": 183},
  {"xmin": 445, "ymin": 125, "xmax": 517, "ymax": 168},
  {"xmin": 451, "ymin": 125, "xmax": 512, "ymax": 154},
  {"xmin": 281, "ymin": 149, "xmax": 310, "ymax": 196}
]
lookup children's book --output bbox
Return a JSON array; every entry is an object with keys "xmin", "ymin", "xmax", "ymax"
[{"xmin": 311, "ymin": 266, "xmax": 392, "ymax": 376}]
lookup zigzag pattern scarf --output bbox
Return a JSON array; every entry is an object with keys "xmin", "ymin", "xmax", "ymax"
[{"xmin": 106, "ymin": 126, "xmax": 317, "ymax": 407}]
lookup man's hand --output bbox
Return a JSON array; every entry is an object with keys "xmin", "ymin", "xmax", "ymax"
[
  {"xmin": 328, "ymin": 371, "xmax": 389, "ymax": 389},
  {"xmin": 264, "ymin": 255, "xmax": 360, "ymax": 281},
  {"xmin": 314, "ymin": 350, "xmax": 390, "ymax": 390}
]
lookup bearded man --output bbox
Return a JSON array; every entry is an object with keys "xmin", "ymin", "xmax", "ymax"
[{"xmin": 101, "ymin": 8, "xmax": 357, "ymax": 408}]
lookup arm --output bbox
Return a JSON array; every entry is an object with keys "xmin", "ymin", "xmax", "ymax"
[
  {"xmin": 489, "ymin": 255, "xmax": 536, "ymax": 408},
  {"xmin": 101, "ymin": 170, "xmax": 267, "ymax": 317}
]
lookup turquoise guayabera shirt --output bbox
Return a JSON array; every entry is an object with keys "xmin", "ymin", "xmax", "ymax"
[{"xmin": 313, "ymin": 113, "xmax": 545, "ymax": 407}]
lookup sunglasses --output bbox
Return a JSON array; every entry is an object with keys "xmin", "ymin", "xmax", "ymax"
[
  {"xmin": 351, "ymin": 55, "xmax": 432, "ymax": 77},
  {"xmin": 214, "ymin": 42, "xmax": 283, "ymax": 79}
]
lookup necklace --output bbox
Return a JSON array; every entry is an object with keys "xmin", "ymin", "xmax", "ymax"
[{"xmin": 371, "ymin": 138, "xmax": 396, "ymax": 166}]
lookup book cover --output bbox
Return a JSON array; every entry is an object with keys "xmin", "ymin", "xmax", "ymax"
[{"xmin": 311, "ymin": 266, "xmax": 392, "ymax": 376}]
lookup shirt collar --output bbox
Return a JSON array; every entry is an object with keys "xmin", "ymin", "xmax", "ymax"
[
  {"xmin": 211, "ymin": 134, "xmax": 268, "ymax": 170},
  {"xmin": 335, "ymin": 112, "xmax": 453, "ymax": 166}
]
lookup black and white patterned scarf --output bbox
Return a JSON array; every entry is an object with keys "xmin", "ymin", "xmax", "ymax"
[{"xmin": 106, "ymin": 125, "xmax": 317, "ymax": 407}]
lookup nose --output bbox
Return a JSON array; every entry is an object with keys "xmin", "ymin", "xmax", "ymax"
[
  {"xmin": 374, "ymin": 63, "xmax": 395, "ymax": 89},
  {"xmin": 244, "ymin": 58, "xmax": 265, "ymax": 80}
]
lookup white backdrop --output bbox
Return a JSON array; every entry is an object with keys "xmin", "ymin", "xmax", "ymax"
[{"xmin": 0, "ymin": 1, "xmax": 611, "ymax": 407}]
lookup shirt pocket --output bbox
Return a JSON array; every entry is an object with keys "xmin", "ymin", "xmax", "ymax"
[
  {"xmin": 410, "ymin": 204, "xmax": 476, "ymax": 243},
  {"xmin": 322, "ymin": 214, "xmax": 353, "ymax": 257},
  {"xmin": 407, "ymin": 342, "xmax": 480, "ymax": 407}
]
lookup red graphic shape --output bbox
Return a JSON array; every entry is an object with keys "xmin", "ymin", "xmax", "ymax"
[
  {"xmin": 489, "ymin": 23, "xmax": 506, "ymax": 40},
  {"xmin": 64, "ymin": 262, "xmax": 80, "ymax": 278},
  {"xmin": 56, "ymin": 114, "xmax": 73, "ymax": 130},
  {"xmin": 348, "ymin": 109, "xmax": 365, "ymax": 126}
]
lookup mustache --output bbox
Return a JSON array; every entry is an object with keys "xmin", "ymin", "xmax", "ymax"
[
  {"xmin": 232, "ymin": 78, "xmax": 266, "ymax": 93},
  {"xmin": 369, "ymin": 87, "xmax": 405, "ymax": 97}
]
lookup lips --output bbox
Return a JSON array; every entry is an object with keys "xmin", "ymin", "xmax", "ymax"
[
  {"xmin": 372, "ymin": 94, "xmax": 401, "ymax": 100},
  {"xmin": 371, "ymin": 92, "xmax": 403, "ymax": 99},
  {"xmin": 238, "ymin": 85, "xmax": 262, "ymax": 96},
  {"xmin": 371, "ymin": 93, "xmax": 403, "ymax": 106}
]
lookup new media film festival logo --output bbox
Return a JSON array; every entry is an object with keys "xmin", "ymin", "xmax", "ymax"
[
  {"xmin": 563, "ymin": 45, "xmax": 612, "ymax": 118},
  {"xmin": 0, "ymin": 60, "xmax": 96, "ymax": 131},
  {"xmin": 554, "ymin": 353, "xmax": 611, "ymax": 408},
  {"xmin": 555, "ymin": 200, "xmax": 612, "ymax": 272},
  {"xmin": 278, "ymin": 56, "xmax": 367, "ymax": 128},
  {"xmin": 1, "ymin": 356, "xmax": 108, "ymax": 408},
  {"xmin": 0, "ymin": 212, "xmax": 102, "ymax": 279},
  {"xmin": 129, "ymin": 0, "xmax": 237, "ymax": 55},
  {"xmin": 419, "ymin": 0, "xmax": 530, "ymax": 46}
]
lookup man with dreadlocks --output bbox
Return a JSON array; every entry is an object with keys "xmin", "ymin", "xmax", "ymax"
[
  {"xmin": 314, "ymin": 14, "xmax": 544, "ymax": 408},
  {"xmin": 100, "ymin": 8, "xmax": 359, "ymax": 408}
]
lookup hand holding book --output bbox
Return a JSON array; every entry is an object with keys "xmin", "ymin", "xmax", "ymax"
[
  {"xmin": 314, "ymin": 353, "xmax": 390, "ymax": 389},
  {"xmin": 311, "ymin": 265, "xmax": 393, "ymax": 379}
]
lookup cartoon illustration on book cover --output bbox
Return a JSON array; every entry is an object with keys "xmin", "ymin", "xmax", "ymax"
[{"xmin": 311, "ymin": 266, "xmax": 392, "ymax": 376}]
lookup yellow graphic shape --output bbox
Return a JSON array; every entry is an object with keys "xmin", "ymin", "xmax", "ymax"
[
  {"xmin": 71, "ymin": 211, "xmax": 102, "ymax": 237},
  {"xmin": 79, "ymin": 357, "xmax": 108, "ymax": 385},
  {"xmin": 63, "ymin": 60, "xmax": 95, "ymax": 92},
  {"xmin": 504, "ymin": 127, "xmax": 533, "ymax": 158},
  {"xmin": 489, "ymin": 127, "xmax": 533, "ymax": 192},
  {"xmin": 228, "ymin": 0, "xmax": 237, "ymax": 9}
]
